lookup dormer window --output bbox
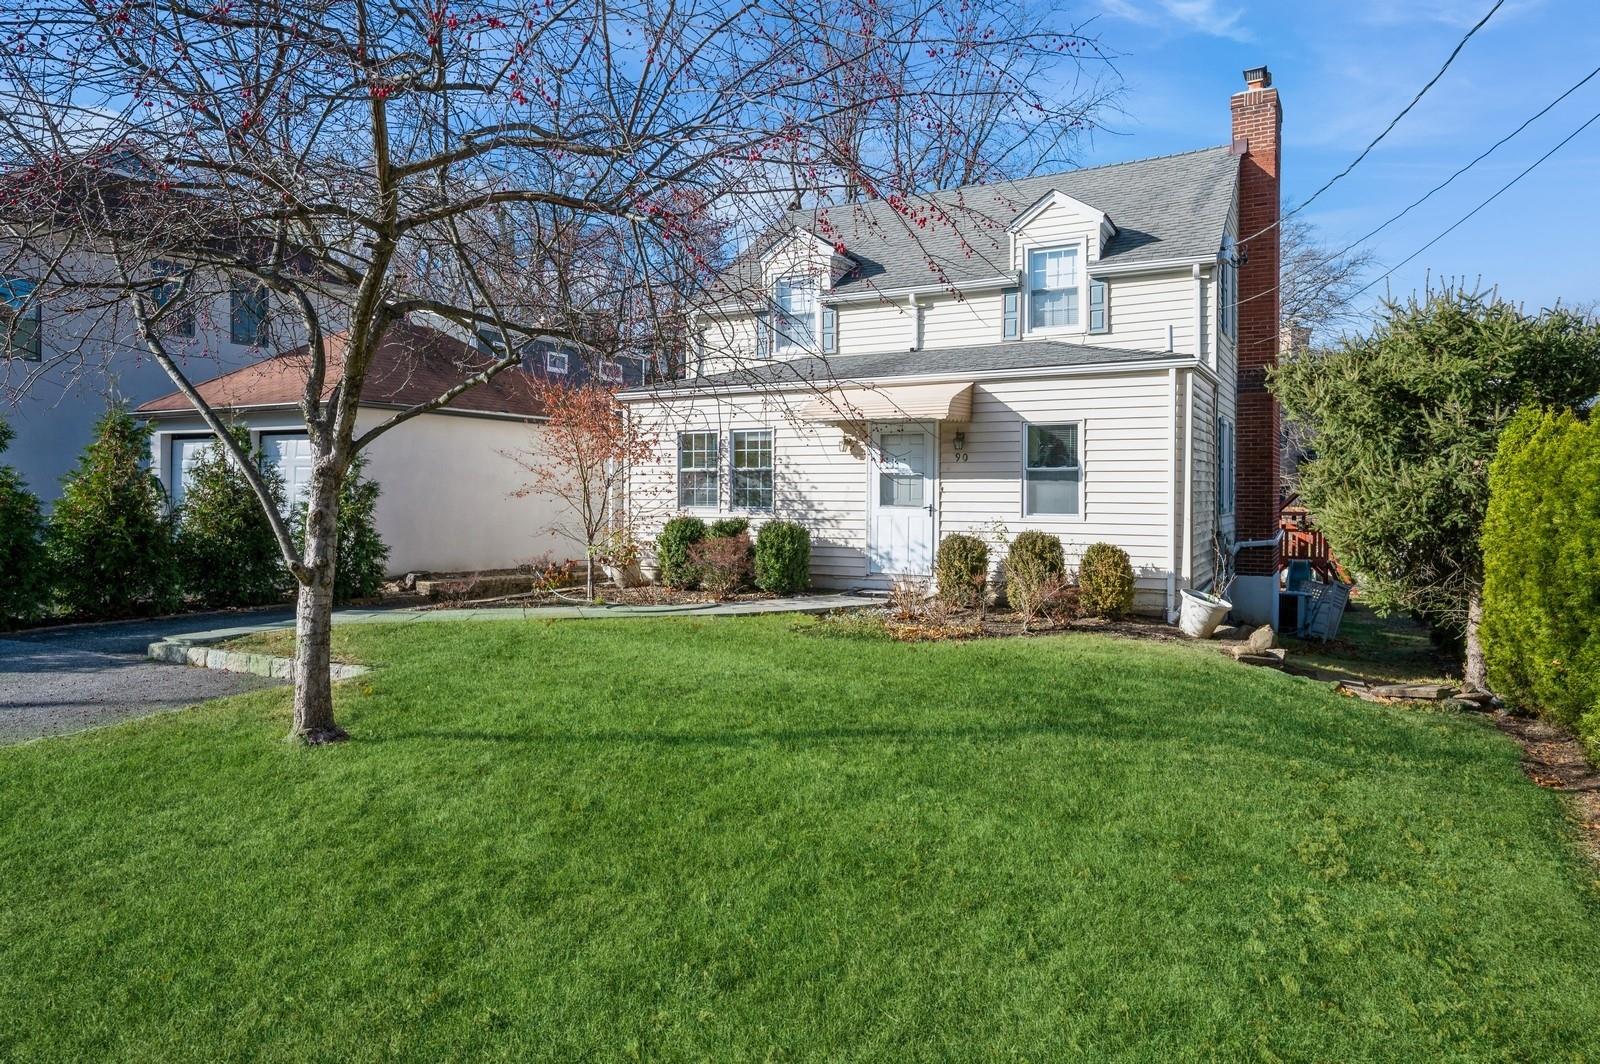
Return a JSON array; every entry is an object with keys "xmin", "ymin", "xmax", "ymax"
[
  {"xmin": 773, "ymin": 276, "xmax": 817, "ymax": 354},
  {"xmin": 1027, "ymin": 247, "xmax": 1082, "ymax": 332}
]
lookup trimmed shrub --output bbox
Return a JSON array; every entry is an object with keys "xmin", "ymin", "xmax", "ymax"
[
  {"xmin": 1077, "ymin": 542, "xmax": 1135, "ymax": 619},
  {"xmin": 708, "ymin": 517, "xmax": 750, "ymax": 539},
  {"xmin": 754, "ymin": 520, "xmax": 810, "ymax": 594},
  {"xmin": 0, "ymin": 418, "xmax": 47, "ymax": 626},
  {"xmin": 44, "ymin": 407, "xmax": 180, "ymax": 619},
  {"xmin": 657, "ymin": 515, "xmax": 708, "ymax": 589},
  {"xmin": 689, "ymin": 533, "xmax": 753, "ymax": 598},
  {"xmin": 1482, "ymin": 407, "xmax": 1600, "ymax": 758},
  {"xmin": 934, "ymin": 533, "xmax": 988, "ymax": 609},
  {"xmin": 175, "ymin": 429, "xmax": 290, "ymax": 608},
  {"xmin": 1004, "ymin": 530, "xmax": 1067, "ymax": 626}
]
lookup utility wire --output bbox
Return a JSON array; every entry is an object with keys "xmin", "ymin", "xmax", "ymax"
[
  {"xmin": 1239, "ymin": 0, "xmax": 1506, "ymax": 247},
  {"xmin": 1232, "ymin": 61, "xmax": 1600, "ymax": 318},
  {"xmin": 1351, "ymin": 105, "xmax": 1600, "ymax": 299}
]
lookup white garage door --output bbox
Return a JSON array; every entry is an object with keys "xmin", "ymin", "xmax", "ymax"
[
  {"xmin": 169, "ymin": 435, "xmax": 218, "ymax": 508},
  {"xmin": 261, "ymin": 432, "xmax": 313, "ymax": 518}
]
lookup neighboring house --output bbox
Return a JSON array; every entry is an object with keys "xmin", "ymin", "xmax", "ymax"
[
  {"xmin": 137, "ymin": 319, "xmax": 563, "ymax": 574},
  {"xmin": 1, "ymin": 264, "xmax": 299, "ymax": 505},
  {"xmin": 620, "ymin": 67, "xmax": 1284, "ymax": 624}
]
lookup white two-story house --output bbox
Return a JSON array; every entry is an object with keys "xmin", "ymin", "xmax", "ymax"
[{"xmin": 620, "ymin": 68, "xmax": 1286, "ymax": 623}]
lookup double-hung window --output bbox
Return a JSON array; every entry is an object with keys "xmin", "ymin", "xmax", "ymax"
[
  {"xmin": 230, "ymin": 279, "xmax": 270, "ymax": 346},
  {"xmin": 1028, "ymin": 247, "xmax": 1081, "ymax": 331},
  {"xmin": 599, "ymin": 359, "xmax": 624, "ymax": 384},
  {"xmin": 1216, "ymin": 415, "xmax": 1236, "ymax": 515},
  {"xmin": 0, "ymin": 276, "xmax": 41, "ymax": 361},
  {"xmin": 544, "ymin": 348, "xmax": 568, "ymax": 375},
  {"xmin": 677, "ymin": 431, "xmax": 719, "ymax": 509},
  {"xmin": 731, "ymin": 429, "xmax": 774, "ymax": 510},
  {"xmin": 1023, "ymin": 422, "xmax": 1082, "ymax": 516},
  {"xmin": 150, "ymin": 261, "xmax": 196, "ymax": 338},
  {"xmin": 773, "ymin": 276, "xmax": 816, "ymax": 354}
]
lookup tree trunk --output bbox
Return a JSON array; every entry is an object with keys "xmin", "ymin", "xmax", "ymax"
[
  {"xmin": 290, "ymin": 473, "xmax": 347, "ymax": 744},
  {"xmin": 1463, "ymin": 587, "xmax": 1487, "ymax": 693},
  {"xmin": 585, "ymin": 554, "xmax": 595, "ymax": 603}
]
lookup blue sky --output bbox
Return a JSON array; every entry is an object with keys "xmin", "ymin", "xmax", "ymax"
[{"xmin": 1070, "ymin": 0, "xmax": 1600, "ymax": 320}]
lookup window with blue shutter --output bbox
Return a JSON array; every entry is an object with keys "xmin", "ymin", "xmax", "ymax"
[
  {"xmin": 1088, "ymin": 280, "xmax": 1108, "ymax": 334},
  {"xmin": 1001, "ymin": 288, "xmax": 1019, "ymax": 340},
  {"xmin": 820, "ymin": 306, "xmax": 836, "ymax": 353}
]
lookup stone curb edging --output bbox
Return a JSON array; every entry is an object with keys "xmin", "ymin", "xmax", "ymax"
[{"xmin": 147, "ymin": 637, "xmax": 368, "ymax": 682}]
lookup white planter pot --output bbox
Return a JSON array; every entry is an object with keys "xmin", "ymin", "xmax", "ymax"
[
  {"xmin": 604, "ymin": 560, "xmax": 647, "ymax": 589},
  {"xmin": 1178, "ymin": 588, "xmax": 1232, "ymax": 639}
]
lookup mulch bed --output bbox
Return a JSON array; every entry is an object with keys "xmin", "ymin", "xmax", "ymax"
[{"xmin": 1490, "ymin": 711, "xmax": 1600, "ymax": 868}]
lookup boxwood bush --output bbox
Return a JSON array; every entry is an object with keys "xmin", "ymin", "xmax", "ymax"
[
  {"xmin": 44, "ymin": 408, "xmax": 180, "ymax": 619},
  {"xmin": 934, "ymin": 533, "xmax": 988, "ymax": 609},
  {"xmin": 1482, "ymin": 407, "xmax": 1600, "ymax": 758},
  {"xmin": 657, "ymin": 515, "xmax": 708, "ymax": 589},
  {"xmin": 0, "ymin": 418, "xmax": 46, "ymax": 627},
  {"xmin": 1004, "ymin": 530, "xmax": 1066, "ymax": 621},
  {"xmin": 753, "ymin": 520, "xmax": 810, "ymax": 594},
  {"xmin": 708, "ymin": 517, "xmax": 750, "ymax": 539},
  {"xmin": 1077, "ymin": 542, "xmax": 1135, "ymax": 619}
]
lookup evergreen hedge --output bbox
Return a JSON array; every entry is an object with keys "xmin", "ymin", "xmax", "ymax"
[
  {"xmin": 44, "ymin": 408, "xmax": 180, "ymax": 619},
  {"xmin": 753, "ymin": 520, "xmax": 810, "ymax": 594},
  {"xmin": 0, "ymin": 418, "xmax": 47, "ymax": 626},
  {"xmin": 934, "ymin": 533, "xmax": 988, "ymax": 609},
  {"xmin": 1482, "ymin": 407, "xmax": 1600, "ymax": 759},
  {"xmin": 656, "ymin": 515, "xmax": 708, "ymax": 589},
  {"xmin": 1004, "ymin": 530, "xmax": 1065, "ymax": 619},
  {"xmin": 1077, "ymin": 542, "xmax": 1135, "ymax": 619}
]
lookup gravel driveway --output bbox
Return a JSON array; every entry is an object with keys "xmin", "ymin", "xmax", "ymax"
[{"xmin": 0, "ymin": 611, "xmax": 290, "ymax": 744}]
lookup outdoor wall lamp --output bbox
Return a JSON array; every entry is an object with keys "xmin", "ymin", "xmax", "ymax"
[{"xmin": 952, "ymin": 430, "xmax": 967, "ymax": 452}]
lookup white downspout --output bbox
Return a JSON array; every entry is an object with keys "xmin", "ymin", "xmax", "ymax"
[
  {"xmin": 1183, "ymin": 369, "xmax": 1195, "ymax": 590},
  {"xmin": 1167, "ymin": 365, "xmax": 1179, "ymax": 621}
]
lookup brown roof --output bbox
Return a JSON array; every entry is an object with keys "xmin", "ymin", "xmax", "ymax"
[{"xmin": 137, "ymin": 320, "xmax": 546, "ymax": 420}]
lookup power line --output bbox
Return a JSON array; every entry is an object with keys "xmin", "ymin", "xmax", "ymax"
[
  {"xmin": 1352, "ymin": 105, "xmax": 1600, "ymax": 299},
  {"xmin": 1233, "ymin": 61, "xmax": 1600, "ymax": 319},
  {"xmin": 1240, "ymin": 0, "xmax": 1506, "ymax": 247}
]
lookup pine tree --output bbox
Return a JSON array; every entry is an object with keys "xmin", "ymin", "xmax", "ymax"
[
  {"xmin": 175, "ymin": 428, "xmax": 291, "ymax": 608},
  {"xmin": 0, "ymin": 418, "xmax": 47, "ymax": 626}
]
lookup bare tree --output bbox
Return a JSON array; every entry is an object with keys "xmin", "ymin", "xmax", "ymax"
[
  {"xmin": 0, "ymin": 0, "xmax": 1114, "ymax": 743},
  {"xmin": 1279, "ymin": 215, "xmax": 1377, "ymax": 349}
]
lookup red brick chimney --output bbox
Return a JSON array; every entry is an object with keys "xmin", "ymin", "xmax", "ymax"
[{"xmin": 1229, "ymin": 65, "xmax": 1282, "ymax": 626}]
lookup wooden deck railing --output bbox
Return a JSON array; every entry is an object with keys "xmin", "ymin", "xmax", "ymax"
[{"xmin": 1279, "ymin": 499, "xmax": 1344, "ymax": 582}]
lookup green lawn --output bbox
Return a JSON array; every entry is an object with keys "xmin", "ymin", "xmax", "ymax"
[
  {"xmin": 1283, "ymin": 601, "xmax": 1459, "ymax": 687},
  {"xmin": 3, "ymin": 616, "xmax": 1598, "ymax": 1061}
]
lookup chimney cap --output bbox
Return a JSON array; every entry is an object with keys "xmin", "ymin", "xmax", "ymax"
[{"xmin": 1243, "ymin": 66, "xmax": 1272, "ymax": 89}]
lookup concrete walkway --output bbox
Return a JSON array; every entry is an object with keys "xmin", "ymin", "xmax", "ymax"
[{"xmin": 4, "ymin": 594, "xmax": 881, "ymax": 744}]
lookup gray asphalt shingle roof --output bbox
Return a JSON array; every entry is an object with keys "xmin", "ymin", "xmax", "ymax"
[
  {"xmin": 722, "ymin": 145, "xmax": 1239, "ymax": 299},
  {"xmin": 623, "ymin": 341, "xmax": 1190, "ymax": 397}
]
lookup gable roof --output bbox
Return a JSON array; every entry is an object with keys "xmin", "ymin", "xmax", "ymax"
[
  {"xmin": 137, "ymin": 319, "xmax": 545, "ymax": 420},
  {"xmin": 720, "ymin": 146, "xmax": 1239, "ymax": 300}
]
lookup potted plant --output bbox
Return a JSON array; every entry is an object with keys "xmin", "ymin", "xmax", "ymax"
[{"xmin": 599, "ymin": 527, "xmax": 646, "ymax": 588}]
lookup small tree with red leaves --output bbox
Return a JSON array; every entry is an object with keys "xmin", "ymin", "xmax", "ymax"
[{"xmin": 507, "ymin": 379, "xmax": 653, "ymax": 601}]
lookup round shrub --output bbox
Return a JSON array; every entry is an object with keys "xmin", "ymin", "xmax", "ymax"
[
  {"xmin": 934, "ymin": 533, "xmax": 988, "ymax": 609},
  {"xmin": 754, "ymin": 519, "xmax": 810, "ymax": 594},
  {"xmin": 1004, "ymin": 530, "xmax": 1066, "ymax": 624},
  {"xmin": 708, "ymin": 517, "xmax": 750, "ymax": 539},
  {"xmin": 44, "ymin": 407, "xmax": 180, "ymax": 619},
  {"xmin": 1077, "ymin": 542, "xmax": 1135, "ymax": 618},
  {"xmin": 176, "ymin": 429, "xmax": 290, "ymax": 608},
  {"xmin": 690, "ymin": 532, "xmax": 754, "ymax": 598},
  {"xmin": 0, "ymin": 418, "xmax": 46, "ymax": 627},
  {"xmin": 657, "ymin": 515, "xmax": 708, "ymax": 589}
]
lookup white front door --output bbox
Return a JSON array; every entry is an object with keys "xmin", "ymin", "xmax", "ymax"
[
  {"xmin": 868, "ymin": 422, "xmax": 937, "ymax": 575},
  {"xmin": 168, "ymin": 435, "xmax": 217, "ymax": 508},
  {"xmin": 261, "ymin": 432, "xmax": 314, "ymax": 519}
]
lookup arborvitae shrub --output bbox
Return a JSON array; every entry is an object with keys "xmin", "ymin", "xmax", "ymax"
[
  {"xmin": 44, "ymin": 407, "xmax": 179, "ymax": 619},
  {"xmin": 0, "ymin": 418, "xmax": 46, "ymax": 626},
  {"xmin": 1077, "ymin": 542, "xmax": 1136, "ymax": 618},
  {"xmin": 1482, "ymin": 407, "xmax": 1600, "ymax": 759},
  {"xmin": 934, "ymin": 533, "xmax": 988, "ymax": 609},
  {"xmin": 175, "ymin": 429, "xmax": 290, "ymax": 607},
  {"xmin": 656, "ymin": 515, "xmax": 708, "ymax": 589},
  {"xmin": 753, "ymin": 520, "xmax": 810, "ymax": 594},
  {"xmin": 288, "ymin": 454, "xmax": 390, "ymax": 604}
]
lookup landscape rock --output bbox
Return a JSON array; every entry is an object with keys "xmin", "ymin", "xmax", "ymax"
[
  {"xmin": 1245, "ymin": 625, "xmax": 1277, "ymax": 653},
  {"xmin": 1368, "ymin": 683, "xmax": 1453, "ymax": 701}
]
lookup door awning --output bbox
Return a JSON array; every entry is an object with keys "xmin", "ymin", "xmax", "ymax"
[{"xmin": 801, "ymin": 381, "xmax": 974, "ymax": 423}]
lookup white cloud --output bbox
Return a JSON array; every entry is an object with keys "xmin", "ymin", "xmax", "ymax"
[{"xmin": 1100, "ymin": 0, "xmax": 1253, "ymax": 42}]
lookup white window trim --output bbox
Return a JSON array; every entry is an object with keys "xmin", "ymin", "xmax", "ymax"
[
  {"xmin": 545, "ymin": 348, "xmax": 569, "ymax": 375},
  {"xmin": 676, "ymin": 430, "xmax": 720, "ymax": 511},
  {"xmin": 1018, "ymin": 419, "xmax": 1087, "ymax": 521},
  {"xmin": 729, "ymin": 427, "xmax": 775, "ymax": 512},
  {"xmin": 1022, "ymin": 239, "xmax": 1089, "ymax": 338},
  {"xmin": 772, "ymin": 274, "xmax": 822, "ymax": 356}
]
